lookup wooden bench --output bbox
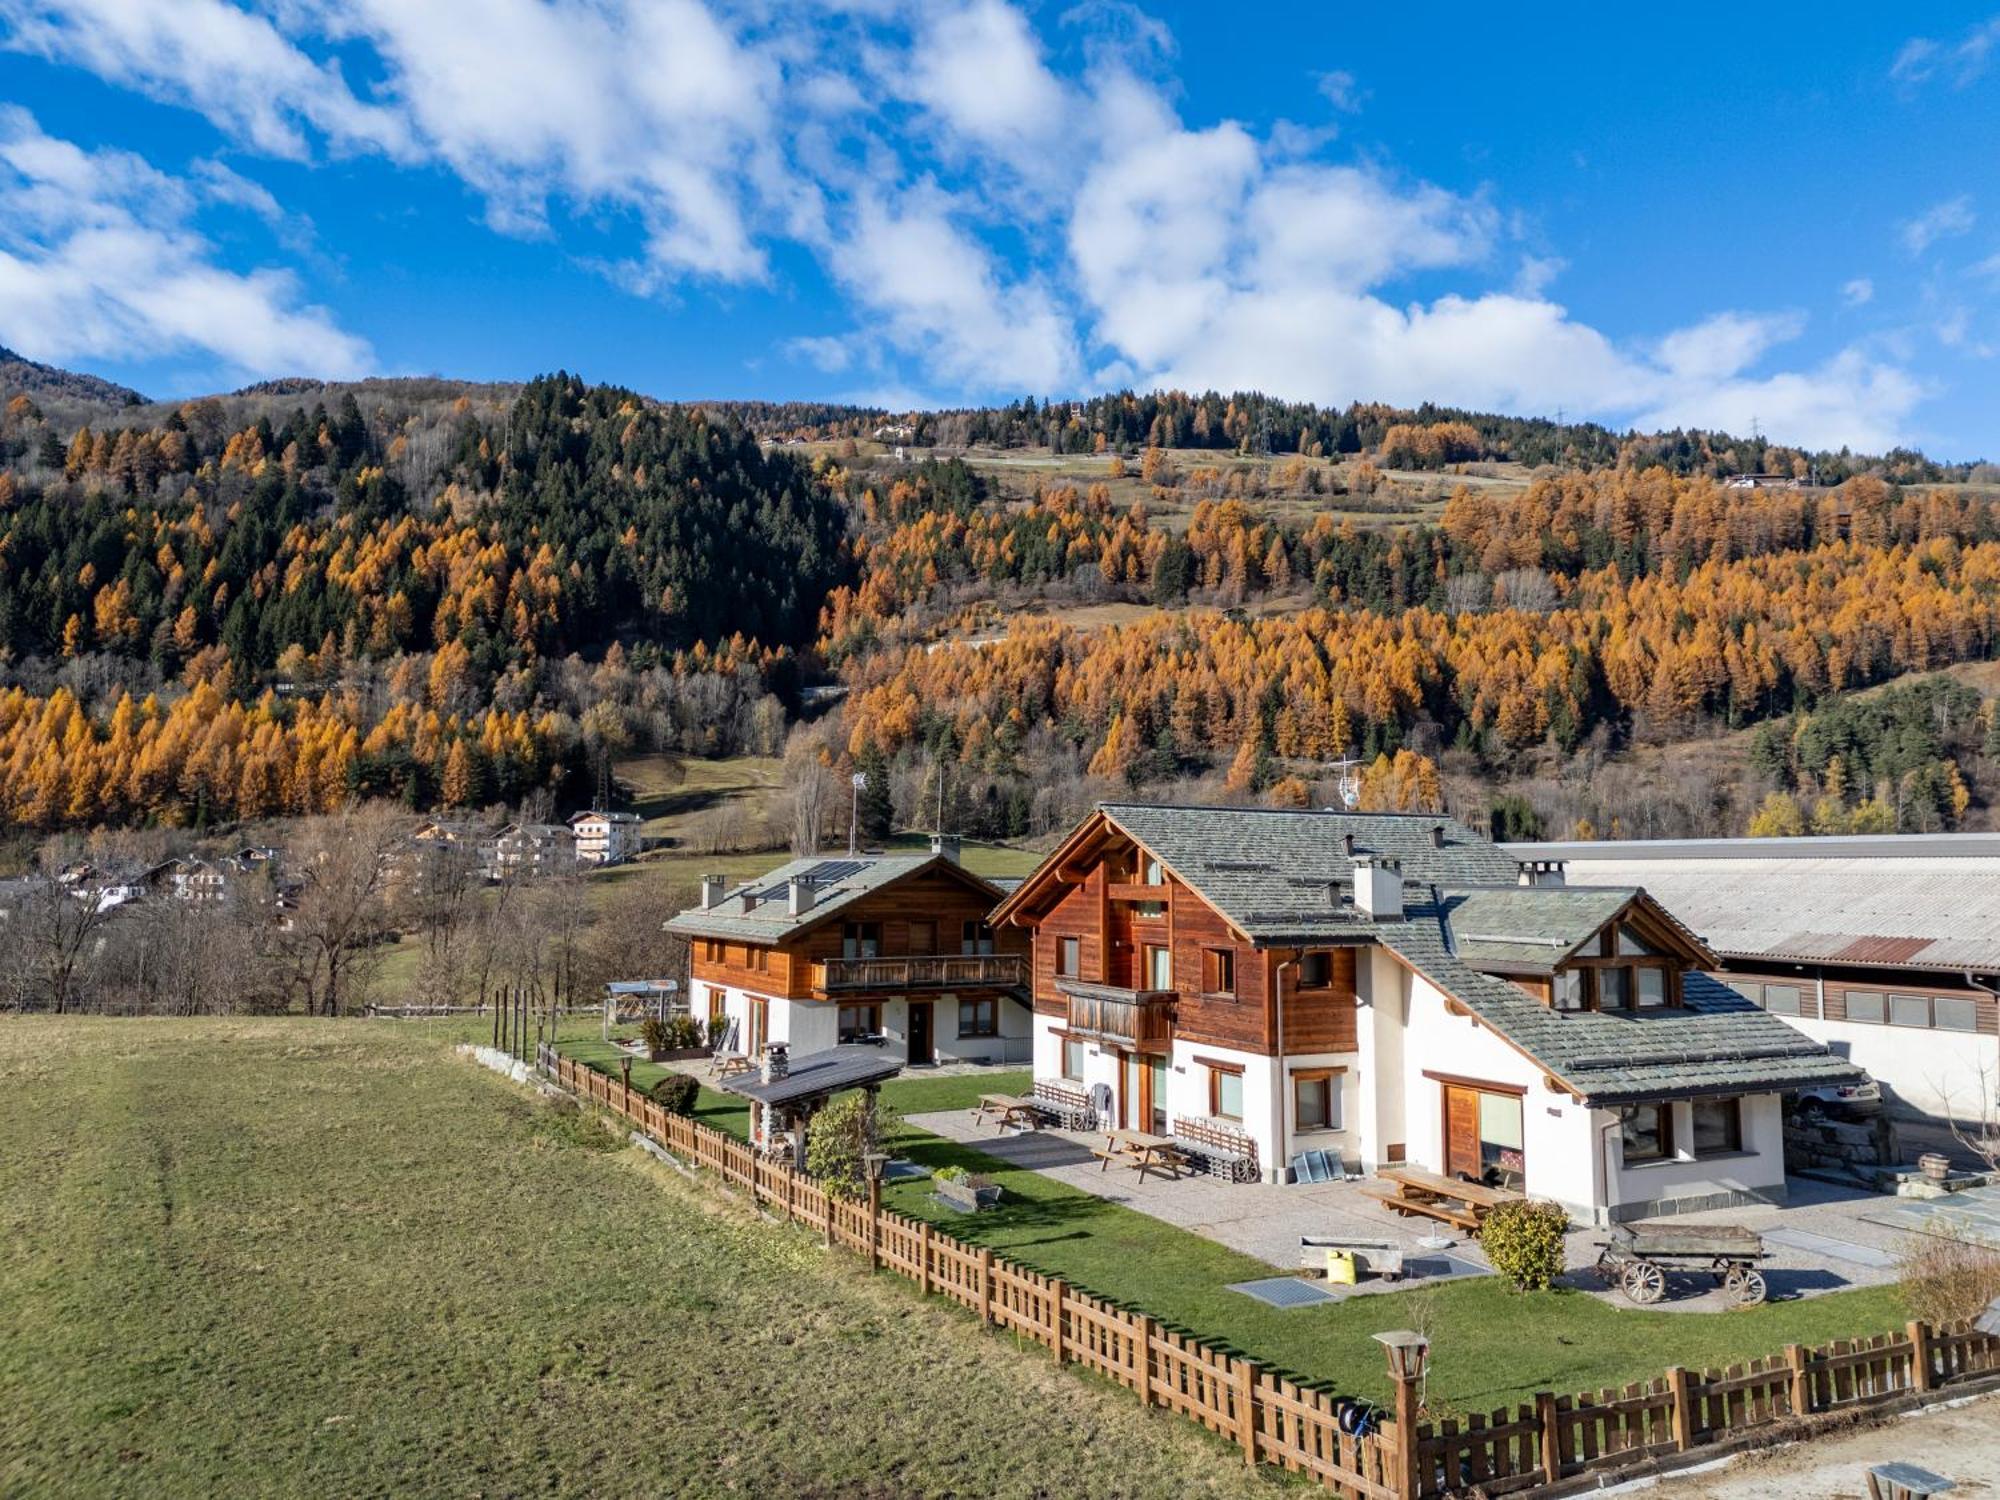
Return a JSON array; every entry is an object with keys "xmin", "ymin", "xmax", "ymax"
[
  {"xmin": 1030, "ymin": 1080, "xmax": 1093, "ymax": 1130},
  {"xmin": 1091, "ymin": 1147, "xmax": 1128, "ymax": 1171},
  {"xmin": 1357, "ymin": 1180, "xmax": 1483, "ymax": 1233},
  {"xmin": 1364, "ymin": 1166, "xmax": 1522, "ymax": 1236}
]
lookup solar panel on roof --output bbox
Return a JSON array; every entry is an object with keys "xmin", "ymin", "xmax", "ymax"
[{"xmin": 747, "ymin": 858, "xmax": 869, "ymax": 902}]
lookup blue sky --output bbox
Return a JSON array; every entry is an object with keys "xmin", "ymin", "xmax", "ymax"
[{"xmin": 0, "ymin": 3, "xmax": 1996, "ymax": 458}]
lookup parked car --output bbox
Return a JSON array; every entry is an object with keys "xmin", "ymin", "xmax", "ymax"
[{"xmin": 1790, "ymin": 1077, "xmax": 1883, "ymax": 1120}]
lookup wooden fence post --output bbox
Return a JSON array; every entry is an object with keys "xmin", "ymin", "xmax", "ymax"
[
  {"xmin": 1786, "ymin": 1344, "xmax": 1810, "ymax": 1416},
  {"xmin": 867, "ymin": 1177, "xmax": 881, "ymax": 1272},
  {"xmin": 1235, "ymin": 1358, "xmax": 1260, "ymax": 1467},
  {"xmin": 979, "ymin": 1248, "xmax": 994, "ymax": 1326},
  {"xmin": 1536, "ymin": 1391, "xmax": 1561, "ymax": 1481},
  {"xmin": 1667, "ymin": 1366, "xmax": 1694, "ymax": 1450},
  {"xmin": 1392, "ymin": 1367, "xmax": 1422, "ymax": 1500},
  {"xmin": 1909, "ymin": 1321, "xmax": 1934, "ymax": 1392},
  {"xmin": 620, "ymin": 1056, "xmax": 631, "ymax": 1114},
  {"xmin": 1051, "ymin": 1279, "xmax": 1067, "ymax": 1362},
  {"xmin": 919, "ymin": 1222, "xmax": 934, "ymax": 1295},
  {"xmin": 1137, "ymin": 1315, "xmax": 1155, "ymax": 1408}
]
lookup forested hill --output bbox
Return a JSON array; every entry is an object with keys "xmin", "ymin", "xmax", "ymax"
[{"xmin": 0, "ymin": 345, "xmax": 146, "ymax": 407}]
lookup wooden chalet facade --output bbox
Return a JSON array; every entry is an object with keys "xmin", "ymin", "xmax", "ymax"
[
  {"xmin": 665, "ymin": 846, "xmax": 1031, "ymax": 1066},
  {"xmin": 994, "ymin": 803, "xmax": 1864, "ymax": 1220}
]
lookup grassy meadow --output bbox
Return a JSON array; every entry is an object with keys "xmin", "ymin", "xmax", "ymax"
[{"xmin": 0, "ymin": 1017, "xmax": 1278, "ymax": 1499}]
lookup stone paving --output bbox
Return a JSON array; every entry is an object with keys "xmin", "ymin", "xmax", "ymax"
[{"xmin": 907, "ymin": 1108, "xmax": 1925, "ymax": 1313}]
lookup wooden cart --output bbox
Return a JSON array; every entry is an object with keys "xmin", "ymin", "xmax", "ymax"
[{"xmin": 1595, "ymin": 1222, "xmax": 1769, "ymax": 1307}]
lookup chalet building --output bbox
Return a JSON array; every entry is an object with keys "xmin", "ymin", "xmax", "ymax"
[
  {"xmin": 571, "ymin": 809, "xmax": 642, "ymax": 866},
  {"xmin": 483, "ymin": 822, "xmax": 577, "ymax": 881},
  {"xmin": 665, "ymin": 842, "xmax": 1031, "ymax": 1067},
  {"xmin": 1510, "ymin": 834, "xmax": 2000, "ymax": 1125},
  {"xmin": 991, "ymin": 804, "xmax": 1862, "ymax": 1222}
]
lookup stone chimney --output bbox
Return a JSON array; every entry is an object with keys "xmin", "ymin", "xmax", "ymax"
[
  {"xmin": 1429, "ymin": 824, "xmax": 1446, "ymax": 849},
  {"xmin": 1517, "ymin": 859, "xmax": 1567, "ymax": 889},
  {"xmin": 1341, "ymin": 832, "xmax": 1356, "ymax": 858},
  {"xmin": 1352, "ymin": 855, "xmax": 1404, "ymax": 920},
  {"xmin": 762, "ymin": 1040, "xmax": 789, "ymax": 1084},
  {"xmin": 700, "ymin": 874, "xmax": 727, "ymax": 910},
  {"xmin": 788, "ymin": 877, "xmax": 817, "ymax": 917},
  {"xmin": 929, "ymin": 833, "xmax": 962, "ymax": 864}
]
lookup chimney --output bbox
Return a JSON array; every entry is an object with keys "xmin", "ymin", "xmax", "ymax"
[
  {"xmin": 700, "ymin": 874, "xmax": 727, "ymax": 910},
  {"xmin": 762, "ymin": 1040, "xmax": 789, "ymax": 1084},
  {"xmin": 1429, "ymin": 824, "xmax": 1446, "ymax": 849},
  {"xmin": 739, "ymin": 889, "xmax": 759, "ymax": 913},
  {"xmin": 1341, "ymin": 832, "xmax": 1356, "ymax": 857},
  {"xmin": 1352, "ymin": 855, "xmax": 1403, "ymax": 920},
  {"xmin": 930, "ymin": 834, "xmax": 962, "ymax": 864},
  {"xmin": 788, "ymin": 877, "xmax": 817, "ymax": 917},
  {"xmin": 1517, "ymin": 859, "xmax": 1568, "ymax": 889}
]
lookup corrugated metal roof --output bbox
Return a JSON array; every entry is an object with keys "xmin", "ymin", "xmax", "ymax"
[
  {"xmin": 1511, "ymin": 834, "xmax": 2000, "ymax": 862},
  {"xmin": 1528, "ymin": 851, "xmax": 2000, "ymax": 973}
]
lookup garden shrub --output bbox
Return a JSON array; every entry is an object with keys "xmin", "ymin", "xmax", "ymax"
[
  {"xmin": 806, "ymin": 1091, "xmax": 889, "ymax": 1200},
  {"xmin": 1481, "ymin": 1199, "xmax": 1569, "ymax": 1291},
  {"xmin": 639, "ymin": 1017, "xmax": 674, "ymax": 1060},
  {"xmin": 648, "ymin": 1072, "xmax": 700, "ymax": 1116},
  {"xmin": 1899, "ymin": 1225, "xmax": 2000, "ymax": 1327}
]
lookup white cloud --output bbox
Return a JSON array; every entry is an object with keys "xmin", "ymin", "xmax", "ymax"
[
  {"xmin": 1841, "ymin": 276, "xmax": 1875, "ymax": 306},
  {"xmin": 0, "ymin": 0, "xmax": 1941, "ymax": 450},
  {"xmin": 1891, "ymin": 17, "xmax": 2000, "ymax": 88},
  {"xmin": 1902, "ymin": 195, "xmax": 1976, "ymax": 255},
  {"xmin": 0, "ymin": 107, "xmax": 371, "ymax": 378}
]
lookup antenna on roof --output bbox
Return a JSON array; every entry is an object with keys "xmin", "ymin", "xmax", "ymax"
[{"xmin": 1328, "ymin": 756, "xmax": 1361, "ymax": 810}]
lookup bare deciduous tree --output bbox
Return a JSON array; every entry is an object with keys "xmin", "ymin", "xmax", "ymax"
[{"xmin": 281, "ymin": 803, "xmax": 409, "ymax": 1016}]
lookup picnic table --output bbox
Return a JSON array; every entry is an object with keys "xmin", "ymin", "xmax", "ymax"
[
  {"xmin": 1361, "ymin": 1165, "xmax": 1520, "ymax": 1236},
  {"xmin": 712, "ymin": 1052, "xmax": 753, "ymax": 1080},
  {"xmin": 972, "ymin": 1094, "xmax": 1041, "ymax": 1132},
  {"xmin": 1094, "ymin": 1128, "xmax": 1189, "ymax": 1181}
]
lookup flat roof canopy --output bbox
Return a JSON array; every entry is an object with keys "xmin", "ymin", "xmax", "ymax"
[{"xmin": 715, "ymin": 1044, "xmax": 904, "ymax": 1109}]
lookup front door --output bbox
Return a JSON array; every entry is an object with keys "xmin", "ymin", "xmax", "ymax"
[
  {"xmin": 1443, "ymin": 1085, "xmax": 1481, "ymax": 1180},
  {"xmin": 907, "ymin": 1001, "xmax": 933, "ymax": 1064},
  {"xmin": 1147, "ymin": 1057, "xmax": 1168, "ymax": 1133}
]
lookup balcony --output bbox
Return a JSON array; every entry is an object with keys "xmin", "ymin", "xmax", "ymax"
[
  {"xmin": 811, "ymin": 953, "xmax": 1028, "ymax": 994},
  {"xmin": 1058, "ymin": 979, "xmax": 1176, "ymax": 1051}
]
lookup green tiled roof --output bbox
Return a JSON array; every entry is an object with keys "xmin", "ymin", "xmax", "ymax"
[{"xmin": 664, "ymin": 854, "xmax": 1006, "ymax": 943}]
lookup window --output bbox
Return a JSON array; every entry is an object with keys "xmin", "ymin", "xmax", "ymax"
[
  {"xmin": 1636, "ymin": 968, "xmax": 1668, "ymax": 1008},
  {"xmin": 961, "ymin": 920, "xmax": 995, "ymax": 955},
  {"xmin": 1300, "ymin": 950, "xmax": 1334, "ymax": 988},
  {"xmin": 1477, "ymin": 1093, "xmax": 1526, "ymax": 1187},
  {"xmin": 701, "ymin": 939, "xmax": 724, "ymax": 964},
  {"xmin": 1141, "ymin": 857, "xmax": 1165, "ymax": 886},
  {"xmin": 1143, "ymin": 944, "xmax": 1173, "ymax": 990},
  {"xmin": 958, "ymin": 998, "xmax": 996, "ymax": 1037},
  {"xmin": 837, "ymin": 1003, "xmax": 881, "ymax": 1042},
  {"xmin": 747, "ymin": 945, "xmax": 767, "ymax": 973},
  {"xmin": 1061, "ymin": 1036, "xmax": 1085, "ymax": 1081},
  {"xmin": 1845, "ymin": 989, "xmax": 1885, "ymax": 1024},
  {"xmin": 1934, "ymin": 996, "xmax": 1980, "ymax": 1033},
  {"xmin": 1762, "ymin": 984, "xmax": 1802, "ymax": 1017},
  {"xmin": 1620, "ymin": 1103, "xmax": 1673, "ymax": 1164},
  {"xmin": 1615, "ymin": 925, "xmax": 1656, "ymax": 957},
  {"xmin": 1294, "ymin": 1070, "xmax": 1340, "ymax": 1132},
  {"xmin": 1692, "ymin": 1097, "xmax": 1743, "ymax": 1156},
  {"xmin": 1133, "ymin": 900, "xmax": 1167, "ymax": 920},
  {"xmin": 707, "ymin": 986, "xmax": 726, "ymax": 1022},
  {"xmin": 1598, "ymin": 966, "xmax": 1632, "ymax": 1010},
  {"xmin": 842, "ymin": 922, "xmax": 881, "ymax": 959},
  {"xmin": 1056, "ymin": 936, "xmax": 1081, "ymax": 978},
  {"xmin": 1890, "ymin": 993, "xmax": 1930, "ymax": 1028},
  {"xmin": 1202, "ymin": 947, "xmax": 1237, "ymax": 997},
  {"xmin": 1210, "ymin": 1064, "xmax": 1245, "ymax": 1121},
  {"xmin": 1553, "ymin": 969, "xmax": 1586, "ymax": 1012}
]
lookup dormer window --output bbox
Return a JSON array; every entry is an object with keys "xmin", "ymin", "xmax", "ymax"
[{"xmin": 1553, "ymin": 919, "xmax": 1681, "ymax": 1012}]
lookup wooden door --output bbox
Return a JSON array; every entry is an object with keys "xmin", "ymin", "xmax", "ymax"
[
  {"xmin": 908, "ymin": 919, "xmax": 936, "ymax": 956},
  {"xmin": 1443, "ymin": 1086, "xmax": 1481, "ymax": 1180},
  {"xmin": 907, "ymin": 1001, "xmax": 933, "ymax": 1064},
  {"xmin": 1107, "ymin": 906, "xmax": 1135, "ymax": 986}
]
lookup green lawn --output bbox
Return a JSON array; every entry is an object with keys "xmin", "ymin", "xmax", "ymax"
[
  {"xmin": 550, "ymin": 1036, "xmax": 1910, "ymax": 1415},
  {"xmin": 0, "ymin": 1018, "xmax": 1276, "ymax": 1499}
]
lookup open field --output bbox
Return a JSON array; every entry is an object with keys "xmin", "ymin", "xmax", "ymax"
[
  {"xmin": 0, "ymin": 1018, "xmax": 1277, "ymax": 1499},
  {"xmin": 550, "ymin": 1041, "xmax": 1910, "ymax": 1415}
]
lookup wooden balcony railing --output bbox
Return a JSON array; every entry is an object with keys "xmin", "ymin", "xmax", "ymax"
[
  {"xmin": 811, "ymin": 953, "xmax": 1027, "ymax": 993},
  {"xmin": 1059, "ymin": 980, "xmax": 1176, "ymax": 1050}
]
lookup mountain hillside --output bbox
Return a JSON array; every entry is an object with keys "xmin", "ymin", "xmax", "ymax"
[{"xmin": 0, "ymin": 346, "xmax": 147, "ymax": 406}]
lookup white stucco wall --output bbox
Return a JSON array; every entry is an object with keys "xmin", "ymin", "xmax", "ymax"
[
  {"xmin": 1784, "ymin": 1011, "xmax": 1999, "ymax": 1122},
  {"xmin": 1596, "ymin": 1093, "xmax": 1788, "ymax": 1220},
  {"xmin": 698, "ymin": 983, "xmax": 1031, "ymax": 1065}
]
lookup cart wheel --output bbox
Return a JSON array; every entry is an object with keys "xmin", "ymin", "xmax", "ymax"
[
  {"xmin": 1730, "ymin": 1269, "xmax": 1767, "ymax": 1307},
  {"xmin": 1721, "ymin": 1266, "xmax": 1743, "ymax": 1293},
  {"xmin": 1623, "ymin": 1261, "xmax": 1665, "ymax": 1305}
]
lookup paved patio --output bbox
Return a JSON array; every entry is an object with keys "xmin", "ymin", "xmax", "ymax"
[{"xmin": 909, "ymin": 1107, "xmax": 1936, "ymax": 1313}]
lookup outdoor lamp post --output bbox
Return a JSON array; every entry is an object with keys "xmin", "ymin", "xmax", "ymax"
[{"xmin": 1373, "ymin": 1330, "xmax": 1428, "ymax": 1496}]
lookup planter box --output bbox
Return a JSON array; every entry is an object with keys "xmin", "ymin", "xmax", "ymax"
[{"xmin": 935, "ymin": 1178, "xmax": 1003, "ymax": 1212}]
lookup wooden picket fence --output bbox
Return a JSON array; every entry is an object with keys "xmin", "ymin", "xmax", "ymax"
[{"xmin": 534, "ymin": 1047, "xmax": 2000, "ymax": 1498}]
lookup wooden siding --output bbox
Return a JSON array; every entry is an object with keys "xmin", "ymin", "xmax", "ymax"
[
  {"xmin": 1286, "ymin": 948, "xmax": 1358, "ymax": 1053},
  {"xmin": 1168, "ymin": 879, "xmax": 1272, "ymax": 1054},
  {"xmin": 1033, "ymin": 866, "xmax": 1107, "ymax": 1016},
  {"xmin": 689, "ymin": 866, "xmax": 1025, "ymax": 1002}
]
